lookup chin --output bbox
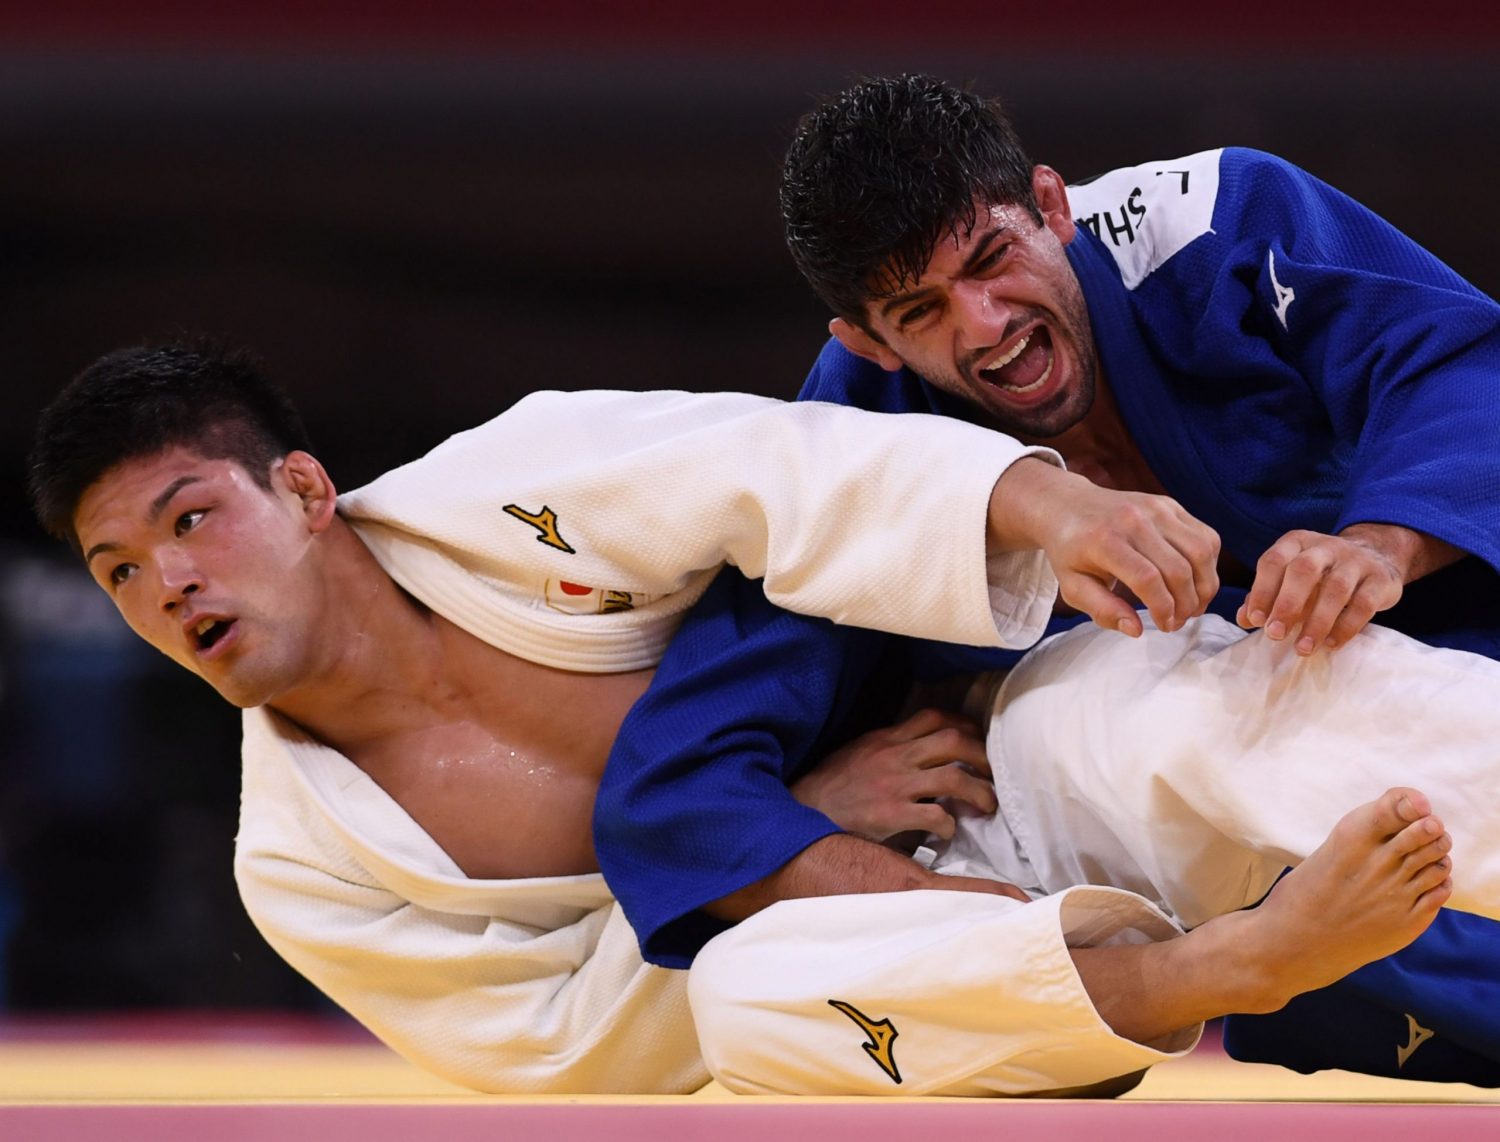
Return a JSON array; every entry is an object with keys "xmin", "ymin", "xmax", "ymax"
[
  {"xmin": 208, "ymin": 682, "xmax": 267, "ymax": 709},
  {"xmin": 203, "ymin": 669, "xmax": 280, "ymax": 710}
]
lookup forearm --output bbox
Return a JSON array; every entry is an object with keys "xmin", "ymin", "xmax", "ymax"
[
  {"xmin": 702, "ymin": 833, "xmax": 1027, "ymax": 923},
  {"xmin": 1339, "ymin": 521, "xmax": 1465, "ymax": 584},
  {"xmin": 702, "ymin": 834, "xmax": 932, "ymax": 922},
  {"xmin": 985, "ymin": 456, "xmax": 1072, "ymax": 553}
]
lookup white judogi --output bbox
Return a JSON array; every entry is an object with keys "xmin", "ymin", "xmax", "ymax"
[
  {"xmin": 689, "ymin": 886, "xmax": 1196, "ymax": 1096},
  {"xmin": 689, "ymin": 615, "xmax": 1500, "ymax": 1095},
  {"xmin": 940, "ymin": 614, "xmax": 1500, "ymax": 927},
  {"xmin": 235, "ymin": 388, "xmax": 1133, "ymax": 1095}
]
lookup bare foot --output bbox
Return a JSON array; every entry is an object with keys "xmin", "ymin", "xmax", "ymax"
[{"xmin": 1228, "ymin": 787, "xmax": 1453, "ymax": 1014}]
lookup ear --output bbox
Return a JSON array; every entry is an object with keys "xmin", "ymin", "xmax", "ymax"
[
  {"xmin": 277, "ymin": 451, "xmax": 340, "ymax": 533},
  {"xmin": 830, "ymin": 317, "xmax": 904, "ymax": 372},
  {"xmin": 1032, "ymin": 165, "xmax": 1077, "ymax": 245}
]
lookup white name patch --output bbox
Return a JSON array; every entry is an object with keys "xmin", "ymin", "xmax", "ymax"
[{"xmin": 1068, "ymin": 148, "xmax": 1222, "ymax": 290}]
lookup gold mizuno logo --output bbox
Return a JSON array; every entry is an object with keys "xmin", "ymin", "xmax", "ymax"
[
  {"xmin": 828, "ymin": 1000, "xmax": 902, "ymax": 1085},
  {"xmin": 1396, "ymin": 1013, "xmax": 1435, "ymax": 1069},
  {"xmin": 502, "ymin": 504, "xmax": 576, "ymax": 554}
]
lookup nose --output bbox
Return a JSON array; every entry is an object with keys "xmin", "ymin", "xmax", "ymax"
[
  {"xmin": 951, "ymin": 281, "xmax": 1011, "ymax": 352},
  {"xmin": 157, "ymin": 551, "xmax": 204, "ymax": 613}
]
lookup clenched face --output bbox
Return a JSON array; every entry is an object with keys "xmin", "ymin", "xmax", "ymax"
[
  {"xmin": 835, "ymin": 167, "xmax": 1100, "ymax": 441},
  {"xmin": 74, "ymin": 446, "xmax": 334, "ymax": 708}
]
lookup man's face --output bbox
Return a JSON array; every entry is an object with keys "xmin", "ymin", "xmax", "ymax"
[
  {"xmin": 74, "ymin": 446, "xmax": 329, "ymax": 709},
  {"xmin": 839, "ymin": 168, "xmax": 1099, "ymax": 441}
]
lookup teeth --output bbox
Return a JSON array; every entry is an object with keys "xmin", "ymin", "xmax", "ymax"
[
  {"xmin": 1002, "ymin": 358, "xmax": 1053, "ymax": 395},
  {"xmin": 981, "ymin": 334, "xmax": 1031, "ymax": 373},
  {"xmin": 195, "ymin": 618, "xmax": 217, "ymax": 638}
]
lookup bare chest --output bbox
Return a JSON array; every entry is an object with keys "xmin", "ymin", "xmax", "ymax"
[{"xmin": 349, "ymin": 643, "xmax": 653, "ymax": 881}]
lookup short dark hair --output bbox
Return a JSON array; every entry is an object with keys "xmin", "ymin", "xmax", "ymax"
[
  {"xmin": 28, "ymin": 339, "xmax": 313, "ymax": 550},
  {"xmin": 780, "ymin": 74, "xmax": 1039, "ymax": 324}
]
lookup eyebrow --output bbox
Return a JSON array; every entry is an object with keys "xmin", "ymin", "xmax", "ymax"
[
  {"xmin": 877, "ymin": 225, "xmax": 1011, "ymax": 320},
  {"xmin": 83, "ymin": 475, "xmax": 204, "ymax": 566}
]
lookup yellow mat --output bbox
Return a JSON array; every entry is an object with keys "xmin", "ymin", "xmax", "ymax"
[{"xmin": 2, "ymin": 1035, "xmax": 1496, "ymax": 1105}]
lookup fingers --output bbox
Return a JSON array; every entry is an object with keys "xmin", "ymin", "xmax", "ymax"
[
  {"xmin": 1036, "ymin": 477, "xmax": 1220, "ymax": 630},
  {"xmin": 1104, "ymin": 542, "xmax": 1188, "ymax": 634},
  {"xmin": 886, "ymin": 707, "xmax": 980, "ymax": 744},
  {"xmin": 1050, "ymin": 490, "xmax": 1219, "ymax": 636},
  {"xmin": 796, "ymin": 708, "xmax": 999, "ymax": 842},
  {"xmin": 887, "ymin": 713, "xmax": 991, "ymax": 778},
  {"xmin": 1118, "ymin": 509, "xmax": 1220, "ymax": 632},
  {"xmin": 906, "ymin": 802, "xmax": 961, "ymax": 841},
  {"xmin": 1187, "ymin": 515, "xmax": 1222, "ymax": 611},
  {"xmin": 1295, "ymin": 572, "xmax": 1384, "ymax": 653},
  {"xmin": 923, "ymin": 766, "xmax": 999, "ymax": 817},
  {"xmin": 874, "ymin": 778, "xmax": 995, "ymax": 842},
  {"xmin": 1240, "ymin": 532, "xmax": 1323, "ymax": 641},
  {"xmin": 1058, "ymin": 573, "xmax": 1143, "ymax": 637},
  {"xmin": 928, "ymin": 873, "xmax": 1030, "ymax": 903},
  {"xmin": 1060, "ymin": 507, "xmax": 1218, "ymax": 637},
  {"xmin": 1238, "ymin": 531, "xmax": 1404, "ymax": 654}
]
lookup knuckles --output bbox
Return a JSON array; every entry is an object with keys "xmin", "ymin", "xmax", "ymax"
[{"xmin": 924, "ymin": 727, "xmax": 977, "ymax": 756}]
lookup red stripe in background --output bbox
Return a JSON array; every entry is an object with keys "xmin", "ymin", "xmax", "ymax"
[{"xmin": 1, "ymin": 0, "xmax": 1498, "ymax": 53}]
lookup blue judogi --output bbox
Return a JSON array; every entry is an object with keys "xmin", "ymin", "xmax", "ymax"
[{"xmin": 595, "ymin": 148, "xmax": 1500, "ymax": 1083}]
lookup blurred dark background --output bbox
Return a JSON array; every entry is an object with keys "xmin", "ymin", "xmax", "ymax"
[{"xmin": 1, "ymin": 1, "xmax": 1498, "ymax": 1016}]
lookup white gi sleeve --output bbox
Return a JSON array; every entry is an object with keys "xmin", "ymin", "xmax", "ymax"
[
  {"xmin": 688, "ymin": 887, "xmax": 1198, "ymax": 1096},
  {"xmin": 339, "ymin": 389, "xmax": 1060, "ymax": 652}
]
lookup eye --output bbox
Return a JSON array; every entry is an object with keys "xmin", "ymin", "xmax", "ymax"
[
  {"xmin": 974, "ymin": 243, "xmax": 1011, "ymax": 273},
  {"xmin": 897, "ymin": 301, "xmax": 935, "ymax": 329},
  {"xmin": 109, "ymin": 563, "xmax": 137, "ymax": 587},
  {"xmin": 175, "ymin": 509, "xmax": 206, "ymax": 536}
]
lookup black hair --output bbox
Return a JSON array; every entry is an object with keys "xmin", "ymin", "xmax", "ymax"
[
  {"xmin": 780, "ymin": 74, "xmax": 1039, "ymax": 324},
  {"xmin": 28, "ymin": 338, "xmax": 313, "ymax": 550}
]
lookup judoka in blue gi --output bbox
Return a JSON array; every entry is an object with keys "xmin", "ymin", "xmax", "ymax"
[{"xmin": 596, "ymin": 74, "xmax": 1500, "ymax": 1087}]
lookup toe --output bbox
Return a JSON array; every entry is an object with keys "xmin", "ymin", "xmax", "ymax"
[
  {"xmin": 1391, "ymin": 815, "xmax": 1447, "ymax": 857},
  {"xmin": 1370, "ymin": 787, "xmax": 1432, "ymax": 836}
]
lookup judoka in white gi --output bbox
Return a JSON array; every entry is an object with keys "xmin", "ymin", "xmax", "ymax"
[{"xmin": 28, "ymin": 340, "xmax": 1460, "ymax": 1096}]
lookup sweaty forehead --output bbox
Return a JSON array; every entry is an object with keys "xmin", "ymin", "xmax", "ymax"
[
  {"xmin": 865, "ymin": 201, "xmax": 1033, "ymax": 315},
  {"xmin": 867, "ymin": 196, "xmax": 1029, "ymax": 299}
]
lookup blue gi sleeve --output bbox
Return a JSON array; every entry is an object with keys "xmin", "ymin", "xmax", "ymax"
[
  {"xmin": 594, "ymin": 571, "xmax": 882, "ymax": 969},
  {"xmin": 595, "ymin": 562, "xmax": 1024, "ymax": 968}
]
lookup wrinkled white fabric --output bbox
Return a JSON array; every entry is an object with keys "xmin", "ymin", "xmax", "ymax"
[{"xmin": 235, "ymin": 389, "xmax": 1062, "ymax": 1093}]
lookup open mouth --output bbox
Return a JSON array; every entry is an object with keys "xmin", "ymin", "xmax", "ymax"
[
  {"xmin": 979, "ymin": 326, "xmax": 1055, "ymax": 395},
  {"xmin": 192, "ymin": 617, "xmax": 235, "ymax": 653}
]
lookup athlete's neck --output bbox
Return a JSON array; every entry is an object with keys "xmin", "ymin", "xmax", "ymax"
[
  {"xmin": 1028, "ymin": 371, "xmax": 1166, "ymax": 496},
  {"xmin": 264, "ymin": 527, "xmax": 509, "ymax": 755}
]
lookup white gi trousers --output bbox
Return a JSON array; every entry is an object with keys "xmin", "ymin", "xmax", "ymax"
[
  {"xmin": 691, "ymin": 616, "xmax": 1500, "ymax": 1097},
  {"xmin": 938, "ymin": 614, "xmax": 1500, "ymax": 928}
]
